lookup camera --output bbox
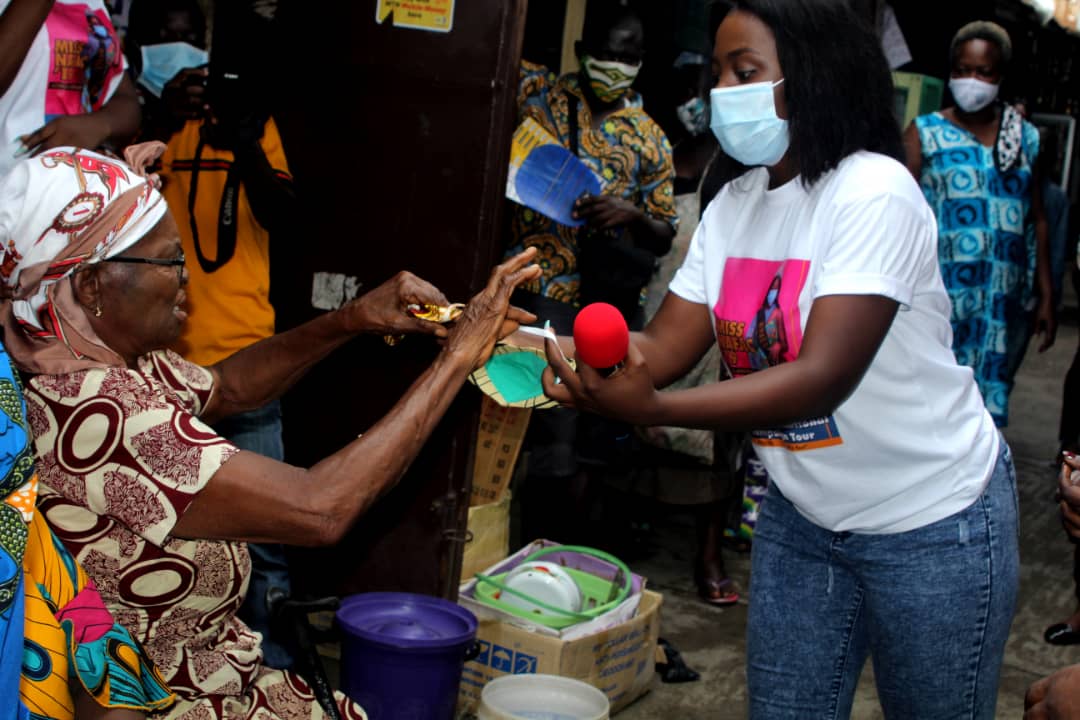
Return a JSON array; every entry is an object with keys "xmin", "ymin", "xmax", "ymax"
[{"xmin": 205, "ymin": 2, "xmax": 267, "ymax": 127}]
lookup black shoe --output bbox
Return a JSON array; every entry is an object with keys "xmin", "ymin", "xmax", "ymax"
[{"xmin": 1045, "ymin": 623, "xmax": 1080, "ymax": 645}]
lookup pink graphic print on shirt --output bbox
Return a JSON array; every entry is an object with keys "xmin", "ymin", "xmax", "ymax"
[
  {"xmin": 714, "ymin": 257, "xmax": 843, "ymax": 451},
  {"xmin": 44, "ymin": 3, "xmax": 123, "ymax": 120},
  {"xmin": 713, "ymin": 257, "xmax": 808, "ymax": 375}
]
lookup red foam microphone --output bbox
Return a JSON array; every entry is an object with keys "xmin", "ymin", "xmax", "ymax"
[{"xmin": 573, "ymin": 302, "xmax": 629, "ymax": 372}]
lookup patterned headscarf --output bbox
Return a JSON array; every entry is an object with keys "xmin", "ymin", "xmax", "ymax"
[{"xmin": 0, "ymin": 144, "xmax": 167, "ymax": 375}]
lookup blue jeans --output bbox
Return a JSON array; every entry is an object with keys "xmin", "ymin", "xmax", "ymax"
[
  {"xmin": 213, "ymin": 400, "xmax": 293, "ymax": 670},
  {"xmin": 747, "ymin": 441, "xmax": 1019, "ymax": 719}
]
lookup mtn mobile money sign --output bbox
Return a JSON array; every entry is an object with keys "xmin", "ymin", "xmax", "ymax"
[{"xmin": 376, "ymin": 0, "xmax": 454, "ymax": 32}]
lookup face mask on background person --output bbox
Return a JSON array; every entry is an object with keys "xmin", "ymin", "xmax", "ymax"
[
  {"xmin": 580, "ymin": 55, "xmax": 641, "ymax": 103},
  {"xmin": 138, "ymin": 42, "xmax": 208, "ymax": 97},
  {"xmin": 949, "ymin": 77, "xmax": 1000, "ymax": 113},
  {"xmin": 676, "ymin": 96, "xmax": 709, "ymax": 136},
  {"xmin": 709, "ymin": 79, "xmax": 789, "ymax": 167}
]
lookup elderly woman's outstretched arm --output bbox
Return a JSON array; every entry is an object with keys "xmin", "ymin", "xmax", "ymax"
[
  {"xmin": 0, "ymin": 144, "xmax": 539, "ymax": 550},
  {"xmin": 199, "ymin": 270, "xmax": 457, "ymax": 426},
  {"xmin": 169, "ymin": 249, "xmax": 540, "ymax": 547}
]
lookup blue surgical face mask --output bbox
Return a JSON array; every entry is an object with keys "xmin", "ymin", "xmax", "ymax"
[
  {"xmin": 138, "ymin": 42, "xmax": 208, "ymax": 98},
  {"xmin": 709, "ymin": 79, "xmax": 789, "ymax": 167}
]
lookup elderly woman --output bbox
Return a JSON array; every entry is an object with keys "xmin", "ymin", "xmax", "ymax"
[
  {"xmin": 0, "ymin": 144, "xmax": 539, "ymax": 719},
  {"xmin": 903, "ymin": 20, "xmax": 1055, "ymax": 427}
]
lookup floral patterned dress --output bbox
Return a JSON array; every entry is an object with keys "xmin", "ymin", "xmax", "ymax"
[
  {"xmin": 1, "ymin": 345, "xmax": 173, "ymax": 720},
  {"xmin": 24, "ymin": 349, "xmax": 366, "ymax": 719}
]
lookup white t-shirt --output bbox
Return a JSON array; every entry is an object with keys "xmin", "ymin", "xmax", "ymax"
[
  {"xmin": 0, "ymin": 0, "xmax": 126, "ymax": 178},
  {"xmin": 669, "ymin": 151, "xmax": 999, "ymax": 534}
]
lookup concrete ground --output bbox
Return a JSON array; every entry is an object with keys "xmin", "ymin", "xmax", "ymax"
[{"xmin": 612, "ymin": 315, "xmax": 1080, "ymax": 719}]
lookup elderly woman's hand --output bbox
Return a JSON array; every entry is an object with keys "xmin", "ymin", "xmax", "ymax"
[
  {"xmin": 445, "ymin": 248, "xmax": 540, "ymax": 370},
  {"xmin": 341, "ymin": 271, "xmax": 453, "ymax": 338}
]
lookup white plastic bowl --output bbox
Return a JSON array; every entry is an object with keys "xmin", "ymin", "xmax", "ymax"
[
  {"xmin": 499, "ymin": 561, "xmax": 584, "ymax": 617},
  {"xmin": 477, "ymin": 674, "xmax": 610, "ymax": 720}
]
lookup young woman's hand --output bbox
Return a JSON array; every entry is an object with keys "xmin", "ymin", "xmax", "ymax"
[
  {"xmin": 541, "ymin": 339, "xmax": 663, "ymax": 425},
  {"xmin": 20, "ymin": 113, "xmax": 111, "ymax": 156}
]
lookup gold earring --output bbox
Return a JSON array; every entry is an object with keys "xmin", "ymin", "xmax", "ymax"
[{"xmin": 93, "ymin": 304, "xmax": 102, "ymax": 318}]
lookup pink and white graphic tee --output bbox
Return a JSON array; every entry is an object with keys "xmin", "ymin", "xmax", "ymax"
[
  {"xmin": 669, "ymin": 151, "xmax": 999, "ymax": 534},
  {"xmin": 0, "ymin": 0, "xmax": 126, "ymax": 177}
]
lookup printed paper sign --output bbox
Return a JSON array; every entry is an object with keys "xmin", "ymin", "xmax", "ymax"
[{"xmin": 375, "ymin": 0, "xmax": 454, "ymax": 33}]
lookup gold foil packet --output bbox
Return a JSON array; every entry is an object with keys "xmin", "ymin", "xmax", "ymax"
[
  {"xmin": 384, "ymin": 303, "xmax": 466, "ymax": 345},
  {"xmin": 406, "ymin": 303, "xmax": 466, "ymax": 323}
]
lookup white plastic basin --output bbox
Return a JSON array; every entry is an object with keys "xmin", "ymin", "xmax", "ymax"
[{"xmin": 477, "ymin": 674, "xmax": 610, "ymax": 720}]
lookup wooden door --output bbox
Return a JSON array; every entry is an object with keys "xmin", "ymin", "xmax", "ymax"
[{"xmin": 268, "ymin": 0, "xmax": 528, "ymax": 599}]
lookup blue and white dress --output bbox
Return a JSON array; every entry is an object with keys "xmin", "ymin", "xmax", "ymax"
[{"xmin": 915, "ymin": 109, "xmax": 1040, "ymax": 427}]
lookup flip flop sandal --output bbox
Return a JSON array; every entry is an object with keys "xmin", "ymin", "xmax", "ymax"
[
  {"xmin": 697, "ymin": 576, "xmax": 740, "ymax": 607},
  {"xmin": 1045, "ymin": 623, "xmax": 1080, "ymax": 645}
]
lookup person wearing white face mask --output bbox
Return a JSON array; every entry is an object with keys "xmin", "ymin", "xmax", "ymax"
[
  {"xmin": 529, "ymin": 0, "xmax": 1018, "ymax": 715},
  {"xmin": 903, "ymin": 20, "xmax": 1055, "ymax": 429}
]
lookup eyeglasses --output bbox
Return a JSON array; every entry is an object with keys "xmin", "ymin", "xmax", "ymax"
[{"xmin": 104, "ymin": 251, "xmax": 186, "ymax": 280}]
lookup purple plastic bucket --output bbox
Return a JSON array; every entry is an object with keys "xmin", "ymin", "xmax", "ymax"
[{"xmin": 336, "ymin": 592, "xmax": 478, "ymax": 720}]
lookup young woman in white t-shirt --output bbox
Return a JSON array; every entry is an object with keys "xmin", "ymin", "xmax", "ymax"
[{"xmin": 541, "ymin": 0, "xmax": 1017, "ymax": 717}]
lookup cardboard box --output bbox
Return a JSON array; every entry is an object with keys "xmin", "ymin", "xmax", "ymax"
[
  {"xmin": 457, "ymin": 589, "xmax": 662, "ymax": 715},
  {"xmin": 461, "ymin": 492, "xmax": 512, "ymax": 581},
  {"xmin": 471, "ymin": 397, "xmax": 531, "ymax": 506}
]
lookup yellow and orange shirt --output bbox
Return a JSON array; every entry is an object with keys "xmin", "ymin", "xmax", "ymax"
[{"xmin": 161, "ymin": 118, "xmax": 291, "ymax": 366}]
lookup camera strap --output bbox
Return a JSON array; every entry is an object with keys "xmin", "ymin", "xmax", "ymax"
[{"xmin": 188, "ymin": 136, "xmax": 239, "ymax": 274}]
